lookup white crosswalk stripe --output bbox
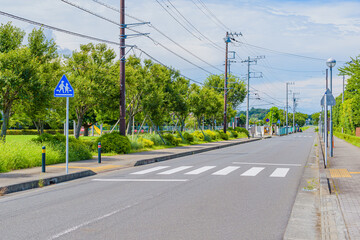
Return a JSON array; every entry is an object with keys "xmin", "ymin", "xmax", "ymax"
[
  {"xmin": 212, "ymin": 166, "xmax": 240, "ymax": 175},
  {"xmin": 185, "ymin": 166, "xmax": 216, "ymax": 175},
  {"xmin": 270, "ymin": 168, "xmax": 290, "ymax": 177},
  {"xmin": 158, "ymin": 166, "xmax": 193, "ymax": 175},
  {"xmin": 131, "ymin": 166, "xmax": 170, "ymax": 175},
  {"xmin": 128, "ymin": 166, "xmax": 294, "ymax": 178},
  {"xmin": 241, "ymin": 167, "xmax": 265, "ymax": 176}
]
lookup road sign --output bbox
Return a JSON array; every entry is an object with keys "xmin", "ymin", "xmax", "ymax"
[
  {"xmin": 266, "ymin": 118, "xmax": 269, "ymax": 122},
  {"xmin": 277, "ymin": 120, "xmax": 281, "ymax": 124},
  {"xmin": 54, "ymin": 75, "xmax": 74, "ymax": 97},
  {"xmin": 54, "ymin": 74, "xmax": 74, "ymax": 174},
  {"xmin": 320, "ymin": 89, "xmax": 336, "ymax": 106}
]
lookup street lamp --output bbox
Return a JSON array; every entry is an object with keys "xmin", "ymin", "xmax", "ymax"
[{"xmin": 326, "ymin": 57, "xmax": 336, "ymax": 157}]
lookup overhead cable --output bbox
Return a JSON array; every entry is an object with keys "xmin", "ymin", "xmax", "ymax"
[
  {"xmin": 91, "ymin": 0, "xmax": 223, "ymax": 72},
  {"xmin": 60, "ymin": 0, "xmax": 215, "ymax": 75}
]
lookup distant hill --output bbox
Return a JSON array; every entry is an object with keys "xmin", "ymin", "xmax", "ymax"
[{"xmin": 237, "ymin": 108, "xmax": 270, "ymax": 120}]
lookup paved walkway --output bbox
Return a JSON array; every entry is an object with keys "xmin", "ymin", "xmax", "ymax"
[
  {"xmin": 328, "ymin": 136, "xmax": 360, "ymax": 239},
  {"xmin": 0, "ymin": 137, "xmax": 261, "ymax": 195}
]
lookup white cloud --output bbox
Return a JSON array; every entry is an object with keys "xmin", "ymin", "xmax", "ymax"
[{"xmin": 1, "ymin": 0, "xmax": 359, "ymax": 114}]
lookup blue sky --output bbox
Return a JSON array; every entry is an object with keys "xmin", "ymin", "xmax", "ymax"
[{"xmin": 1, "ymin": 0, "xmax": 360, "ymax": 114}]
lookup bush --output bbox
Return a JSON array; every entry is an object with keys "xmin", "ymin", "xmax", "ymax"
[
  {"xmin": 334, "ymin": 132, "xmax": 360, "ymax": 148},
  {"xmin": 130, "ymin": 140, "xmax": 144, "ymax": 150},
  {"xmin": 32, "ymin": 133, "xmax": 92, "ymax": 162},
  {"xmin": 235, "ymin": 127, "xmax": 249, "ymax": 137},
  {"xmin": 163, "ymin": 134, "xmax": 181, "ymax": 146},
  {"xmin": 7, "ymin": 129, "xmax": 74, "ymax": 135},
  {"xmin": 205, "ymin": 130, "xmax": 217, "ymax": 140},
  {"xmin": 218, "ymin": 131, "xmax": 229, "ymax": 140},
  {"xmin": 97, "ymin": 132, "xmax": 131, "ymax": 154},
  {"xmin": 193, "ymin": 130, "xmax": 205, "ymax": 141},
  {"xmin": 149, "ymin": 134, "xmax": 164, "ymax": 145},
  {"xmin": 230, "ymin": 131, "xmax": 238, "ymax": 138},
  {"xmin": 183, "ymin": 132, "xmax": 194, "ymax": 143},
  {"xmin": 227, "ymin": 127, "xmax": 234, "ymax": 131},
  {"xmin": 139, "ymin": 137, "xmax": 154, "ymax": 148}
]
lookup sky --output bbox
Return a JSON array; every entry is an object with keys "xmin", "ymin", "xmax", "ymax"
[{"xmin": 1, "ymin": 0, "xmax": 360, "ymax": 115}]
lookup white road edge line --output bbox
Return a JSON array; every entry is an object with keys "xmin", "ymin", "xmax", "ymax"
[
  {"xmin": 49, "ymin": 204, "xmax": 135, "ymax": 239},
  {"xmin": 92, "ymin": 179, "xmax": 189, "ymax": 182},
  {"xmin": 233, "ymin": 162, "xmax": 301, "ymax": 167}
]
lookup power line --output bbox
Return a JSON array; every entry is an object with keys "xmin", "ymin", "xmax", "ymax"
[
  {"xmin": 190, "ymin": 0, "xmax": 228, "ymax": 32},
  {"xmin": 0, "ymin": 10, "xmax": 205, "ymax": 86},
  {"xmin": 197, "ymin": 0, "xmax": 230, "ymax": 31},
  {"xmin": 60, "ymin": 0, "xmax": 216, "ymax": 75},
  {"xmin": 0, "ymin": 10, "xmax": 123, "ymax": 46},
  {"xmin": 91, "ymin": 0, "xmax": 223, "ymax": 72},
  {"xmin": 232, "ymin": 38, "xmax": 329, "ymax": 62},
  {"xmin": 163, "ymin": 0, "xmax": 223, "ymax": 51},
  {"xmin": 154, "ymin": 0, "xmax": 201, "ymax": 40}
]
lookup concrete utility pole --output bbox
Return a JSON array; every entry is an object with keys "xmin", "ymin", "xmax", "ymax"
[
  {"xmin": 293, "ymin": 93, "xmax": 296, "ymax": 132},
  {"xmin": 223, "ymin": 32, "xmax": 229, "ymax": 134},
  {"xmin": 242, "ymin": 56, "xmax": 265, "ymax": 131},
  {"xmin": 223, "ymin": 33, "xmax": 241, "ymax": 133},
  {"xmin": 286, "ymin": 82, "xmax": 294, "ymax": 135},
  {"xmin": 119, "ymin": 0, "xmax": 126, "ymax": 136}
]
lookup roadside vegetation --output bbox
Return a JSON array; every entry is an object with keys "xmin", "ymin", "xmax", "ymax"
[{"xmin": 0, "ymin": 128, "xmax": 248, "ymax": 173}]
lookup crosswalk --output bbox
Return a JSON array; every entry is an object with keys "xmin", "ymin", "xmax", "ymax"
[{"xmin": 129, "ymin": 165, "xmax": 292, "ymax": 178}]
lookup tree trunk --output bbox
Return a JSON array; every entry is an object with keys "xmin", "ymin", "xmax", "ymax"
[
  {"xmin": 75, "ymin": 116, "xmax": 83, "ymax": 139},
  {"xmin": 1, "ymin": 106, "xmax": 11, "ymax": 142},
  {"xmin": 84, "ymin": 126, "xmax": 89, "ymax": 136}
]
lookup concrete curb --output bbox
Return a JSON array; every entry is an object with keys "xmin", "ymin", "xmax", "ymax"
[
  {"xmin": 134, "ymin": 138, "xmax": 261, "ymax": 166},
  {"xmin": 1, "ymin": 170, "xmax": 96, "ymax": 195}
]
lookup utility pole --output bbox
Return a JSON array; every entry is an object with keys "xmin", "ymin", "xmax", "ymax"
[
  {"xmin": 119, "ymin": 0, "xmax": 126, "ymax": 136},
  {"xmin": 286, "ymin": 82, "xmax": 294, "ymax": 135},
  {"xmin": 293, "ymin": 92, "xmax": 299, "ymax": 133},
  {"xmin": 242, "ymin": 56, "xmax": 265, "ymax": 131},
  {"xmin": 223, "ymin": 32, "xmax": 241, "ymax": 133}
]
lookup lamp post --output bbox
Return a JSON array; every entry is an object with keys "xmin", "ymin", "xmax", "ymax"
[{"xmin": 326, "ymin": 58, "xmax": 336, "ymax": 157}]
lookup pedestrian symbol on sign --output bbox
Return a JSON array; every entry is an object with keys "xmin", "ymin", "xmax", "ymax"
[{"xmin": 54, "ymin": 75, "xmax": 74, "ymax": 97}]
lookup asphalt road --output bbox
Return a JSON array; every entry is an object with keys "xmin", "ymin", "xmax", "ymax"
[{"xmin": 0, "ymin": 130, "xmax": 315, "ymax": 240}]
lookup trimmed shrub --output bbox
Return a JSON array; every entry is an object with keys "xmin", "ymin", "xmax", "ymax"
[
  {"xmin": 230, "ymin": 131, "xmax": 238, "ymax": 138},
  {"xmin": 32, "ymin": 133, "xmax": 92, "ymax": 161},
  {"xmin": 139, "ymin": 137, "xmax": 154, "ymax": 148},
  {"xmin": 149, "ymin": 134, "xmax": 164, "ymax": 145},
  {"xmin": 163, "ymin": 134, "xmax": 181, "ymax": 146},
  {"xmin": 183, "ymin": 132, "xmax": 194, "ymax": 143},
  {"xmin": 235, "ymin": 127, "xmax": 249, "ymax": 137},
  {"xmin": 227, "ymin": 127, "xmax": 234, "ymax": 131},
  {"xmin": 7, "ymin": 129, "xmax": 74, "ymax": 135},
  {"xmin": 219, "ymin": 131, "xmax": 229, "ymax": 140},
  {"xmin": 193, "ymin": 130, "xmax": 204, "ymax": 141},
  {"xmin": 97, "ymin": 132, "xmax": 131, "ymax": 154},
  {"xmin": 205, "ymin": 130, "xmax": 217, "ymax": 140}
]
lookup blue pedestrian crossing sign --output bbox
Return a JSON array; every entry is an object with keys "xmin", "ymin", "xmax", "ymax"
[{"xmin": 54, "ymin": 75, "xmax": 74, "ymax": 97}]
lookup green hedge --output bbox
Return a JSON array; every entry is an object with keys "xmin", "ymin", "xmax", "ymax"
[
  {"xmin": 334, "ymin": 132, "xmax": 360, "ymax": 148},
  {"xmin": 6, "ymin": 129, "xmax": 74, "ymax": 135},
  {"xmin": 97, "ymin": 132, "xmax": 131, "ymax": 154}
]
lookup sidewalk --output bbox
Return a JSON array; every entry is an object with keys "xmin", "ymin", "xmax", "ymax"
[
  {"xmin": 0, "ymin": 137, "xmax": 262, "ymax": 195},
  {"xmin": 327, "ymin": 136, "xmax": 360, "ymax": 239}
]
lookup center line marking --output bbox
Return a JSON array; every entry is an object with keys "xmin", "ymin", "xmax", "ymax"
[
  {"xmin": 92, "ymin": 179, "xmax": 189, "ymax": 182},
  {"xmin": 233, "ymin": 162, "xmax": 301, "ymax": 167}
]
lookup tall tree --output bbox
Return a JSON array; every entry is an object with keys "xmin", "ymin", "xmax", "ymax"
[
  {"xmin": 64, "ymin": 43, "xmax": 116, "ymax": 139},
  {"xmin": 0, "ymin": 23, "xmax": 39, "ymax": 141}
]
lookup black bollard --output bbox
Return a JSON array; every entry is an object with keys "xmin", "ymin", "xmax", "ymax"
[
  {"xmin": 98, "ymin": 142, "xmax": 101, "ymax": 164},
  {"xmin": 42, "ymin": 146, "xmax": 46, "ymax": 173}
]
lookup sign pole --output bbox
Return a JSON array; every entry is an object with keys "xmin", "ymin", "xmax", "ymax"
[{"xmin": 66, "ymin": 97, "xmax": 69, "ymax": 174}]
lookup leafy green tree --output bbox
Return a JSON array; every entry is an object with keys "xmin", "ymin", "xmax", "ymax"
[
  {"xmin": 22, "ymin": 28, "xmax": 59, "ymax": 134},
  {"xmin": 311, "ymin": 112, "xmax": 320, "ymax": 125},
  {"xmin": 64, "ymin": 43, "xmax": 116, "ymax": 139},
  {"xmin": 204, "ymin": 74, "xmax": 246, "ymax": 109}
]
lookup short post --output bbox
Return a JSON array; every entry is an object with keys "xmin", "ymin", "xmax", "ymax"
[
  {"xmin": 98, "ymin": 142, "xmax": 101, "ymax": 164},
  {"xmin": 42, "ymin": 146, "xmax": 46, "ymax": 173}
]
